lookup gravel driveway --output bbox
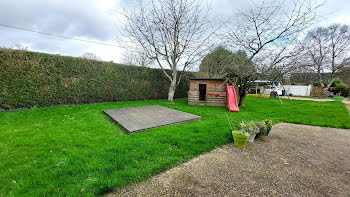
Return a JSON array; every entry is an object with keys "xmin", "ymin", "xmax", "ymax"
[{"xmin": 109, "ymin": 123, "xmax": 350, "ymax": 197}]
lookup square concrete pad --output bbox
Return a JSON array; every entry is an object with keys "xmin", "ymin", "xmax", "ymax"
[{"xmin": 104, "ymin": 105, "xmax": 202, "ymax": 133}]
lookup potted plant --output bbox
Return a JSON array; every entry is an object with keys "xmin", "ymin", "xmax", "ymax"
[
  {"xmin": 240, "ymin": 121, "xmax": 259, "ymax": 142},
  {"xmin": 232, "ymin": 130, "xmax": 250, "ymax": 147},
  {"xmin": 255, "ymin": 121, "xmax": 267, "ymax": 139},
  {"xmin": 265, "ymin": 119, "xmax": 273, "ymax": 136},
  {"xmin": 225, "ymin": 114, "xmax": 250, "ymax": 147}
]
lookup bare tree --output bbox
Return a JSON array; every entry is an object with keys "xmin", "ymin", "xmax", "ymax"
[
  {"xmin": 224, "ymin": 0, "xmax": 324, "ymax": 106},
  {"xmin": 328, "ymin": 24, "xmax": 350, "ymax": 77},
  {"xmin": 119, "ymin": 0, "xmax": 215, "ymax": 103},
  {"xmin": 81, "ymin": 52, "xmax": 102, "ymax": 61},
  {"xmin": 302, "ymin": 24, "xmax": 350, "ymax": 87},
  {"xmin": 302, "ymin": 27, "xmax": 329, "ymax": 87},
  {"xmin": 339, "ymin": 57, "xmax": 350, "ymax": 72},
  {"xmin": 338, "ymin": 57, "xmax": 350, "ymax": 84},
  {"xmin": 122, "ymin": 50, "xmax": 154, "ymax": 67}
]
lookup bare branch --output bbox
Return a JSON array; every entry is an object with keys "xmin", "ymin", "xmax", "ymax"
[
  {"xmin": 223, "ymin": 0, "xmax": 324, "ymax": 105},
  {"xmin": 300, "ymin": 23, "xmax": 350, "ymax": 87},
  {"xmin": 118, "ymin": 0, "xmax": 215, "ymax": 103}
]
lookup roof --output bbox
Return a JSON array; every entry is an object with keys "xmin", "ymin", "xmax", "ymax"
[
  {"xmin": 290, "ymin": 73, "xmax": 332, "ymax": 84},
  {"xmin": 190, "ymin": 78, "xmax": 225, "ymax": 80},
  {"xmin": 254, "ymin": 80, "xmax": 271, "ymax": 83}
]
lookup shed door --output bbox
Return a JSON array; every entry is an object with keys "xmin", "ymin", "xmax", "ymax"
[{"xmin": 199, "ymin": 84, "xmax": 206, "ymax": 101}]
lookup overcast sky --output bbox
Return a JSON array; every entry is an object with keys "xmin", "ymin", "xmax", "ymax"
[{"xmin": 0, "ymin": 0, "xmax": 349, "ymax": 63}]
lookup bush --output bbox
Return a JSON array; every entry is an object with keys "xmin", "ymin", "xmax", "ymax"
[
  {"xmin": 335, "ymin": 83, "xmax": 349, "ymax": 97},
  {"xmin": 0, "ymin": 49, "xmax": 191, "ymax": 110},
  {"xmin": 332, "ymin": 78, "xmax": 343, "ymax": 86}
]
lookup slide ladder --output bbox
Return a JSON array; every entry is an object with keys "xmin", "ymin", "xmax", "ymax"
[{"xmin": 227, "ymin": 84, "xmax": 239, "ymax": 112}]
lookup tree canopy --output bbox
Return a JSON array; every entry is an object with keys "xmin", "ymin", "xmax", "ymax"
[{"xmin": 199, "ymin": 46, "xmax": 233, "ymax": 78}]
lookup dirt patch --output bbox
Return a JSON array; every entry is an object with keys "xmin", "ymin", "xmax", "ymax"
[{"xmin": 109, "ymin": 123, "xmax": 350, "ymax": 197}]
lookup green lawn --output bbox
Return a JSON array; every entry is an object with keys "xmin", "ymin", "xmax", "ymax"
[{"xmin": 0, "ymin": 97, "xmax": 349, "ymax": 196}]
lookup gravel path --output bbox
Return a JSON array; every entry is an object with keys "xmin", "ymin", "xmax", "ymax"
[{"xmin": 110, "ymin": 123, "xmax": 350, "ymax": 197}]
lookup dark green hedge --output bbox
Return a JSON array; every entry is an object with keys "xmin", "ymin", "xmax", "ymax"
[{"xmin": 0, "ymin": 49, "xmax": 190, "ymax": 110}]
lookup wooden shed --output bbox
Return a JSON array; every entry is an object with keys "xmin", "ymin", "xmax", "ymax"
[{"xmin": 188, "ymin": 78, "xmax": 227, "ymax": 106}]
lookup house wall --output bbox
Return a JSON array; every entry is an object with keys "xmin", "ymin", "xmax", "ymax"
[
  {"xmin": 188, "ymin": 79, "xmax": 226, "ymax": 106},
  {"xmin": 283, "ymin": 85, "xmax": 312, "ymax": 96}
]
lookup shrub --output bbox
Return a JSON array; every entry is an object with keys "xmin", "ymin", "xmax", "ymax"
[
  {"xmin": 332, "ymin": 78, "xmax": 343, "ymax": 86},
  {"xmin": 0, "ymin": 49, "xmax": 191, "ymax": 110},
  {"xmin": 335, "ymin": 83, "xmax": 349, "ymax": 97}
]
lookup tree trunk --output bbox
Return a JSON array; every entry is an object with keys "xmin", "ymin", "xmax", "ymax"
[
  {"xmin": 168, "ymin": 83, "xmax": 176, "ymax": 104},
  {"xmin": 331, "ymin": 46, "xmax": 336, "ymax": 77},
  {"xmin": 326, "ymin": 78, "xmax": 334, "ymax": 88},
  {"xmin": 238, "ymin": 93, "xmax": 247, "ymax": 107},
  {"xmin": 317, "ymin": 66, "xmax": 325, "ymax": 88},
  {"xmin": 168, "ymin": 71, "xmax": 177, "ymax": 104},
  {"xmin": 238, "ymin": 81, "xmax": 248, "ymax": 107},
  {"xmin": 327, "ymin": 52, "xmax": 336, "ymax": 89}
]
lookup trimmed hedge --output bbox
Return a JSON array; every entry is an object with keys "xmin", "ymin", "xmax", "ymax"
[{"xmin": 0, "ymin": 49, "xmax": 190, "ymax": 110}]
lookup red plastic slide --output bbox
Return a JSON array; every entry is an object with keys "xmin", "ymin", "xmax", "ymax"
[{"xmin": 226, "ymin": 84, "xmax": 240, "ymax": 112}]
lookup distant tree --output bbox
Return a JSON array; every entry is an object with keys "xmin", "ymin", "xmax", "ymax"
[
  {"xmin": 199, "ymin": 46, "xmax": 234, "ymax": 78},
  {"xmin": 81, "ymin": 52, "xmax": 102, "ymax": 61},
  {"xmin": 337, "ymin": 57, "xmax": 350, "ymax": 85},
  {"xmin": 302, "ymin": 27, "xmax": 329, "ymax": 87},
  {"xmin": 200, "ymin": 48, "xmax": 256, "ymax": 106},
  {"xmin": 224, "ymin": 0, "xmax": 323, "ymax": 106},
  {"xmin": 122, "ymin": 50, "xmax": 154, "ymax": 67},
  {"xmin": 12, "ymin": 44, "xmax": 28, "ymax": 51},
  {"xmin": 328, "ymin": 24, "xmax": 350, "ymax": 77},
  {"xmin": 119, "ymin": 0, "xmax": 215, "ymax": 103},
  {"xmin": 229, "ymin": 51, "xmax": 256, "ymax": 106},
  {"xmin": 302, "ymin": 24, "xmax": 350, "ymax": 88}
]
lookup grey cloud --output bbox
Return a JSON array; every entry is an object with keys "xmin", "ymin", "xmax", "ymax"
[
  {"xmin": 0, "ymin": 0, "xmax": 119, "ymax": 41},
  {"xmin": 0, "ymin": 0, "xmax": 350, "ymax": 62}
]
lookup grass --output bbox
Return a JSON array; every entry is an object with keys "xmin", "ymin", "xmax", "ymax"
[{"xmin": 0, "ymin": 97, "xmax": 349, "ymax": 196}]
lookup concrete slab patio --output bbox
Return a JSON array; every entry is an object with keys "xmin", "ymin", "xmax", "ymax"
[
  {"xmin": 104, "ymin": 105, "xmax": 202, "ymax": 133},
  {"xmin": 109, "ymin": 123, "xmax": 350, "ymax": 196}
]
